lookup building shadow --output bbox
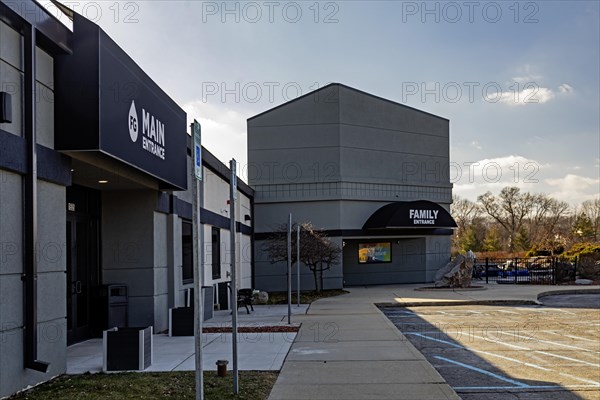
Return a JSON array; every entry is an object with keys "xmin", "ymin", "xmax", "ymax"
[{"xmin": 379, "ymin": 304, "xmax": 598, "ymax": 400}]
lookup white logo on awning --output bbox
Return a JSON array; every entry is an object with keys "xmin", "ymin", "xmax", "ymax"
[{"xmin": 128, "ymin": 100, "xmax": 138, "ymax": 142}]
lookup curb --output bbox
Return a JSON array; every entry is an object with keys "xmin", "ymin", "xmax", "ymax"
[
  {"xmin": 537, "ymin": 288, "xmax": 600, "ymax": 300},
  {"xmin": 414, "ymin": 286, "xmax": 487, "ymax": 292},
  {"xmin": 375, "ymin": 300, "xmax": 538, "ymax": 307}
]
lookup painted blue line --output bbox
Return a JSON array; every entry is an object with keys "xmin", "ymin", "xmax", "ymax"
[
  {"xmin": 405, "ymin": 333, "xmax": 465, "ymax": 349},
  {"xmin": 434, "ymin": 356, "xmax": 531, "ymax": 388}
]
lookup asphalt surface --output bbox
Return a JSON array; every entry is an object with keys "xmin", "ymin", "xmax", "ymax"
[{"xmin": 381, "ymin": 304, "xmax": 600, "ymax": 400}]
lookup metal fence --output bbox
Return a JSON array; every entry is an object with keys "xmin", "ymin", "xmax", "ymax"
[{"xmin": 473, "ymin": 257, "xmax": 578, "ymax": 285}]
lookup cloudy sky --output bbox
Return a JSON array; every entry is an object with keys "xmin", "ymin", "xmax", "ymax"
[{"xmin": 45, "ymin": 1, "xmax": 599, "ymax": 206}]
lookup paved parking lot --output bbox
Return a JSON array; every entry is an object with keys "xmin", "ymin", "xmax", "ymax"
[{"xmin": 382, "ymin": 304, "xmax": 600, "ymax": 400}]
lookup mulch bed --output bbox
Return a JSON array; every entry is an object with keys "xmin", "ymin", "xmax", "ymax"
[{"xmin": 203, "ymin": 326, "xmax": 299, "ymax": 333}]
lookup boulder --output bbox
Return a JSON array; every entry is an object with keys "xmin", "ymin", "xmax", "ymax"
[
  {"xmin": 255, "ymin": 291, "xmax": 269, "ymax": 304},
  {"xmin": 434, "ymin": 254, "xmax": 474, "ymax": 288}
]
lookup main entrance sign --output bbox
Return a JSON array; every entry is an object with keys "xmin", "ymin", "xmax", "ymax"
[
  {"xmin": 55, "ymin": 13, "xmax": 187, "ymax": 190},
  {"xmin": 129, "ymin": 100, "xmax": 166, "ymax": 160}
]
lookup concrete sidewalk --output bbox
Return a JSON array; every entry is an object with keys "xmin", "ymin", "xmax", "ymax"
[
  {"xmin": 268, "ymin": 283, "xmax": 599, "ymax": 400},
  {"xmin": 67, "ymin": 304, "xmax": 308, "ymax": 374}
]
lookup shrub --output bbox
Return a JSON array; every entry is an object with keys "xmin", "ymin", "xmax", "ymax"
[{"xmin": 563, "ymin": 242, "xmax": 600, "ymax": 261}]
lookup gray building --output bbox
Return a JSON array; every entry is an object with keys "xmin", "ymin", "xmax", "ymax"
[
  {"xmin": 0, "ymin": 3, "xmax": 252, "ymax": 397},
  {"xmin": 249, "ymin": 84, "xmax": 455, "ymax": 291}
]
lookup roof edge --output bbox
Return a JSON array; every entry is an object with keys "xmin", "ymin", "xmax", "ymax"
[{"xmin": 247, "ymin": 82, "xmax": 449, "ymax": 123}]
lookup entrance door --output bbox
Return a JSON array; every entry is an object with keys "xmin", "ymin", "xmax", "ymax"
[{"xmin": 66, "ymin": 187, "xmax": 100, "ymax": 345}]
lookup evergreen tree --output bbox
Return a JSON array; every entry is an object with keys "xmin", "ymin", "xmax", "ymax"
[
  {"xmin": 515, "ymin": 227, "xmax": 531, "ymax": 252},
  {"xmin": 482, "ymin": 228, "xmax": 501, "ymax": 252},
  {"xmin": 572, "ymin": 212, "xmax": 596, "ymax": 242},
  {"xmin": 459, "ymin": 226, "xmax": 481, "ymax": 253}
]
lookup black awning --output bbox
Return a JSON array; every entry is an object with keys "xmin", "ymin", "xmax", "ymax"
[{"xmin": 363, "ymin": 200, "xmax": 457, "ymax": 230}]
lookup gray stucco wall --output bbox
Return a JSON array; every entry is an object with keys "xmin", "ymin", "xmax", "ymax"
[
  {"xmin": 249, "ymin": 84, "xmax": 453, "ymax": 291},
  {"xmin": 102, "ymin": 190, "xmax": 161, "ymax": 330},
  {"xmin": 253, "ymin": 235, "xmax": 343, "ymax": 293},
  {"xmin": 425, "ymin": 236, "xmax": 452, "ymax": 281},
  {"xmin": 0, "ymin": 176, "xmax": 67, "ymax": 398},
  {"xmin": 0, "ymin": 21, "xmax": 67, "ymax": 397},
  {"xmin": 0, "ymin": 20, "xmax": 23, "ymax": 137},
  {"xmin": 342, "ymin": 239, "xmax": 426, "ymax": 286}
]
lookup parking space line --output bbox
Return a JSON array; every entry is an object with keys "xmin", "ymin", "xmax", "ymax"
[
  {"xmin": 468, "ymin": 333, "xmax": 530, "ymax": 350},
  {"xmin": 497, "ymin": 310, "xmax": 520, "ymax": 315},
  {"xmin": 544, "ymin": 330, "xmax": 599, "ymax": 344},
  {"xmin": 559, "ymin": 372, "xmax": 600, "ymax": 386},
  {"xmin": 433, "ymin": 356, "xmax": 531, "ymax": 388},
  {"xmin": 391, "ymin": 307, "xmax": 600, "ymax": 397},
  {"xmin": 512, "ymin": 332, "xmax": 600, "ymax": 354},
  {"xmin": 473, "ymin": 349, "xmax": 551, "ymax": 371},
  {"xmin": 536, "ymin": 351, "xmax": 600, "ymax": 367},
  {"xmin": 406, "ymin": 332, "xmax": 550, "ymax": 371},
  {"xmin": 542, "ymin": 308, "xmax": 578, "ymax": 316},
  {"xmin": 461, "ymin": 332, "xmax": 599, "ymax": 367},
  {"xmin": 405, "ymin": 332, "xmax": 464, "ymax": 349}
]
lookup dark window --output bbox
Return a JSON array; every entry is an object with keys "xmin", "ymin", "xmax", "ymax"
[
  {"xmin": 211, "ymin": 227, "xmax": 221, "ymax": 279},
  {"xmin": 182, "ymin": 221, "xmax": 193, "ymax": 284}
]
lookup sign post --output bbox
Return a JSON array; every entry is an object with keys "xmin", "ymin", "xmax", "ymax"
[
  {"xmin": 229, "ymin": 159, "xmax": 239, "ymax": 394},
  {"xmin": 297, "ymin": 224, "xmax": 300, "ymax": 307},
  {"xmin": 191, "ymin": 120, "xmax": 204, "ymax": 400},
  {"xmin": 287, "ymin": 213, "xmax": 292, "ymax": 324}
]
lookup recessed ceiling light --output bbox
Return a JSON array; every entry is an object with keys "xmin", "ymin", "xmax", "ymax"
[{"xmin": 98, "ymin": 180, "xmax": 108, "ymax": 184}]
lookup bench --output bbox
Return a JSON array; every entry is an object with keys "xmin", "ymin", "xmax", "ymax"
[{"xmin": 237, "ymin": 288, "xmax": 255, "ymax": 314}]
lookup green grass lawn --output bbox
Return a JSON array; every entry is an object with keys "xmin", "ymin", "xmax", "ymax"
[
  {"xmin": 266, "ymin": 289, "xmax": 349, "ymax": 305},
  {"xmin": 10, "ymin": 371, "xmax": 278, "ymax": 400}
]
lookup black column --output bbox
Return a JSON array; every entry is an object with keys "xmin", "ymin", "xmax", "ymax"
[{"xmin": 23, "ymin": 24, "xmax": 49, "ymax": 373}]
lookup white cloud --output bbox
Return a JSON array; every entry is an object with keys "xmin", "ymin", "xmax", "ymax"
[
  {"xmin": 558, "ymin": 83, "xmax": 574, "ymax": 94},
  {"xmin": 452, "ymin": 155, "xmax": 547, "ymax": 190},
  {"xmin": 448, "ymin": 155, "xmax": 600, "ymax": 204},
  {"xmin": 545, "ymin": 174, "xmax": 600, "ymax": 203},
  {"xmin": 492, "ymin": 83, "xmax": 574, "ymax": 106},
  {"xmin": 511, "ymin": 64, "xmax": 542, "ymax": 83},
  {"xmin": 496, "ymin": 86, "xmax": 555, "ymax": 106},
  {"xmin": 183, "ymin": 100, "xmax": 249, "ymax": 180},
  {"xmin": 512, "ymin": 74, "xmax": 543, "ymax": 84},
  {"xmin": 470, "ymin": 140, "xmax": 482, "ymax": 150}
]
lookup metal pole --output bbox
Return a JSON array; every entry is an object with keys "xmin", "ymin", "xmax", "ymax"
[
  {"xmin": 229, "ymin": 159, "xmax": 239, "ymax": 394},
  {"xmin": 287, "ymin": 213, "xmax": 292, "ymax": 324},
  {"xmin": 485, "ymin": 258, "xmax": 489, "ymax": 285},
  {"xmin": 297, "ymin": 224, "xmax": 300, "ymax": 307},
  {"xmin": 191, "ymin": 122, "xmax": 204, "ymax": 400}
]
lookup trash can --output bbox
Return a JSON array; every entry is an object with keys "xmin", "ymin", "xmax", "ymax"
[{"xmin": 102, "ymin": 284, "xmax": 128, "ymax": 329}]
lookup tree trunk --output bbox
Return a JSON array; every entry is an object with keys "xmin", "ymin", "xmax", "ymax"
[
  {"xmin": 319, "ymin": 266, "xmax": 324, "ymax": 293},
  {"xmin": 312, "ymin": 268, "xmax": 319, "ymax": 293}
]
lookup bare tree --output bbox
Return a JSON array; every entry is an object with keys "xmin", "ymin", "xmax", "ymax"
[
  {"xmin": 478, "ymin": 187, "xmax": 536, "ymax": 252},
  {"xmin": 262, "ymin": 222, "xmax": 341, "ymax": 293},
  {"xmin": 451, "ymin": 195, "xmax": 481, "ymax": 233},
  {"xmin": 526, "ymin": 194, "xmax": 570, "ymax": 246},
  {"xmin": 451, "ymin": 195, "xmax": 484, "ymax": 253}
]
